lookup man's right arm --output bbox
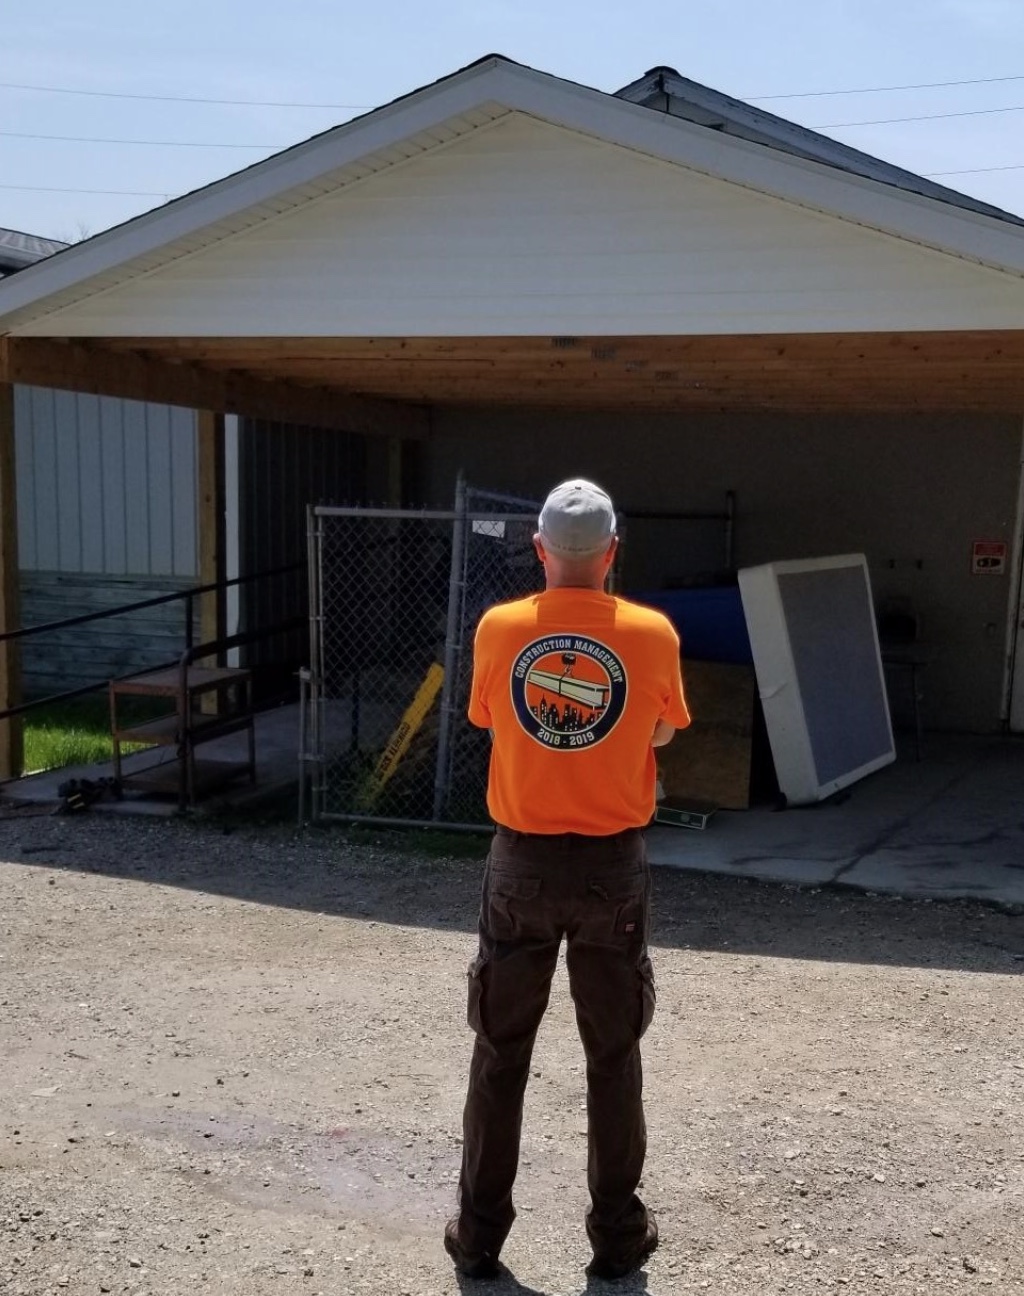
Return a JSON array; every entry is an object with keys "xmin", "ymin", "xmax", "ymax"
[{"xmin": 651, "ymin": 718, "xmax": 676, "ymax": 747}]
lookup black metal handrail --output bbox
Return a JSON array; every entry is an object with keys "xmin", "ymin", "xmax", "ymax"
[
  {"xmin": 0, "ymin": 561, "xmax": 305, "ymax": 723},
  {"xmin": 179, "ymin": 618, "xmax": 307, "ymax": 673},
  {"xmin": 0, "ymin": 561, "xmax": 303, "ymax": 645}
]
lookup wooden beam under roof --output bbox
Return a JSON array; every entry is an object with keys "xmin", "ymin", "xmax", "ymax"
[
  {"xmin": 92, "ymin": 330, "xmax": 1024, "ymax": 364},
  {"xmin": 6, "ymin": 330, "xmax": 1024, "ymax": 414},
  {"xmin": 0, "ymin": 337, "xmax": 428, "ymax": 439},
  {"xmin": 76, "ymin": 329, "xmax": 1024, "ymax": 412}
]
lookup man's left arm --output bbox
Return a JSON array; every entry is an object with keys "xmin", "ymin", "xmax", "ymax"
[{"xmin": 468, "ymin": 615, "xmax": 494, "ymax": 729}]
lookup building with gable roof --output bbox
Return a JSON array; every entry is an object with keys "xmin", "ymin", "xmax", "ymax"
[{"xmin": 3, "ymin": 54, "xmax": 1024, "ymax": 778}]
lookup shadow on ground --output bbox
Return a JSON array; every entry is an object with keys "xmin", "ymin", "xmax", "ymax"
[
  {"xmin": 0, "ymin": 808, "xmax": 1021, "ymax": 977},
  {"xmin": 454, "ymin": 1269, "xmax": 651, "ymax": 1295}
]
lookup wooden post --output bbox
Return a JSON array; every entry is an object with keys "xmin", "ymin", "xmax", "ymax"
[
  {"xmin": 197, "ymin": 410, "xmax": 226, "ymax": 663},
  {"xmin": 0, "ymin": 381, "xmax": 23, "ymax": 780}
]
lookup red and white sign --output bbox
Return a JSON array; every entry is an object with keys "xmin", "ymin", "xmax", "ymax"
[{"xmin": 971, "ymin": 540, "xmax": 1008, "ymax": 575}]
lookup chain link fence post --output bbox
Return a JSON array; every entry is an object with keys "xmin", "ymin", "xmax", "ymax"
[
  {"xmin": 304, "ymin": 490, "xmax": 538, "ymax": 829},
  {"xmin": 433, "ymin": 473, "xmax": 468, "ymax": 821}
]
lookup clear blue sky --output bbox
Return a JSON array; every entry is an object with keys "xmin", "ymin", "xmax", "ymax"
[{"xmin": 5, "ymin": 0, "xmax": 1024, "ymax": 241}]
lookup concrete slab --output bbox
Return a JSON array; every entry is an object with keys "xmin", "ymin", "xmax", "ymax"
[{"xmin": 646, "ymin": 734, "xmax": 1024, "ymax": 908}]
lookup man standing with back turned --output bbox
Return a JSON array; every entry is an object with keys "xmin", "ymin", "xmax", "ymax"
[{"xmin": 445, "ymin": 478, "xmax": 691, "ymax": 1282}]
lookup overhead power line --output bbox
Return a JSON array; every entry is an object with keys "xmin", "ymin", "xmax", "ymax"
[
  {"xmin": 0, "ymin": 182, "xmax": 172, "ymax": 196},
  {"xmin": 749, "ymin": 72, "xmax": 1024, "ymax": 100},
  {"xmin": 0, "ymin": 130, "xmax": 277, "ymax": 149},
  {"xmin": 0, "ymin": 80, "xmax": 369, "ymax": 110},
  {"xmin": 816, "ymin": 103, "xmax": 1024, "ymax": 128},
  {"xmin": 4, "ymin": 72, "xmax": 1024, "ymax": 111},
  {"xmin": 4, "ymin": 161, "xmax": 1024, "ymax": 202},
  {"xmin": 4, "ymin": 73, "xmax": 1024, "ymax": 199},
  {"xmin": 924, "ymin": 163, "xmax": 1024, "ymax": 176},
  {"xmin": 5, "ymin": 100, "xmax": 1024, "ymax": 154}
]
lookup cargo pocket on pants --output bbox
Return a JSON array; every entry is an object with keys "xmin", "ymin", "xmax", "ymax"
[
  {"xmin": 466, "ymin": 948, "xmax": 490, "ymax": 1040},
  {"xmin": 638, "ymin": 953, "xmax": 656, "ymax": 1039}
]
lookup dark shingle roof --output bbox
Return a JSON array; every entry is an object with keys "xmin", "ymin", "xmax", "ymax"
[
  {"xmin": 615, "ymin": 66, "xmax": 1024, "ymax": 230},
  {"xmin": 0, "ymin": 226, "xmax": 69, "ymax": 276}
]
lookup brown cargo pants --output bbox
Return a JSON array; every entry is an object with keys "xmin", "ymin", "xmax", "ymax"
[{"xmin": 455, "ymin": 824, "xmax": 656, "ymax": 1262}]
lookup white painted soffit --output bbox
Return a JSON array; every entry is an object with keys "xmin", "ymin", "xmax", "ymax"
[{"xmin": 3, "ymin": 56, "xmax": 1024, "ymax": 333}]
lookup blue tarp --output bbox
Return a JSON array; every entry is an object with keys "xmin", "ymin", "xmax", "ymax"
[{"xmin": 634, "ymin": 586, "xmax": 753, "ymax": 665}]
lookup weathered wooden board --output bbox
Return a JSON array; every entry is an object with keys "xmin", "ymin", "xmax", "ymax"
[{"xmin": 19, "ymin": 572, "xmax": 198, "ymax": 696}]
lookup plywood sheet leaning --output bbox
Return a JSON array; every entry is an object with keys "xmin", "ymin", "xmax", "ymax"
[{"xmin": 657, "ymin": 659, "xmax": 756, "ymax": 810}]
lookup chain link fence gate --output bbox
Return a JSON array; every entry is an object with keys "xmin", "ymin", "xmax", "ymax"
[{"xmin": 302, "ymin": 480, "xmax": 540, "ymax": 828}]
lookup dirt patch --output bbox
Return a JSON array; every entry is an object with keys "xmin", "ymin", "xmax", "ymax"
[{"xmin": 1, "ymin": 812, "xmax": 1022, "ymax": 1294}]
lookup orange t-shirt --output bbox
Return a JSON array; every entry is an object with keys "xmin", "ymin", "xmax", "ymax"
[{"xmin": 469, "ymin": 588, "xmax": 691, "ymax": 835}]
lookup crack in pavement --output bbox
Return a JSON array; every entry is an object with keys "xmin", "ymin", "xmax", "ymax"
[{"xmin": 829, "ymin": 761, "xmax": 989, "ymax": 886}]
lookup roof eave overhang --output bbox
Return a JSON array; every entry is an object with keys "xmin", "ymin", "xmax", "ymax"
[{"xmin": 3, "ymin": 56, "xmax": 1024, "ymax": 334}]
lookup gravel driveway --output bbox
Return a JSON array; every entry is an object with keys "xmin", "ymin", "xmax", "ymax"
[{"xmin": 1, "ymin": 810, "xmax": 1022, "ymax": 1295}]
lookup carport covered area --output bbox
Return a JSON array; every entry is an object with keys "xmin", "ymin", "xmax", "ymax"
[{"xmin": 4, "ymin": 54, "xmax": 1024, "ymax": 785}]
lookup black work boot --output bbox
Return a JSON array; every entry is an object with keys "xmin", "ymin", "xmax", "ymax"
[
  {"xmin": 586, "ymin": 1215, "xmax": 659, "ymax": 1281},
  {"xmin": 443, "ymin": 1216, "xmax": 502, "ymax": 1280}
]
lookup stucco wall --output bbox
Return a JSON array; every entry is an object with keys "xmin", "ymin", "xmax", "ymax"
[{"xmin": 426, "ymin": 407, "xmax": 1023, "ymax": 734}]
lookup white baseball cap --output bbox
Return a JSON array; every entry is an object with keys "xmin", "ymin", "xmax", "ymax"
[{"xmin": 537, "ymin": 479, "xmax": 617, "ymax": 560}]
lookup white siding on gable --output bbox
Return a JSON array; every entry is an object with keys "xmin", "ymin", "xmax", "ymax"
[
  {"xmin": 13, "ymin": 112, "xmax": 1024, "ymax": 338},
  {"xmin": 14, "ymin": 386, "xmax": 198, "ymax": 578}
]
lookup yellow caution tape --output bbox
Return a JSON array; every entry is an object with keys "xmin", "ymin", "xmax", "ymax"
[{"xmin": 359, "ymin": 662, "xmax": 445, "ymax": 807}]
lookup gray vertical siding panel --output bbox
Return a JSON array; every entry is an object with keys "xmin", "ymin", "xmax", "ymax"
[
  {"xmin": 170, "ymin": 406, "xmax": 197, "ymax": 576},
  {"xmin": 99, "ymin": 396, "xmax": 127, "ymax": 574},
  {"xmin": 32, "ymin": 388, "xmax": 61, "ymax": 570},
  {"xmin": 122, "ymin": 400, "xmax": 152, "ymax": 574},
  {"xmin": 55, "ymin": 389, "xmax": 84, "ymax": 571},
  {"xmin": 16, "ymin": 385, "xmax": 199, "ymax": 580},
  {"xmin": 78, "ymin": 396, "xmax": 105, "ymax": 571},
  {"xmin": 145, "ymin": 402, "xmax": 174, "ymax": 575}
]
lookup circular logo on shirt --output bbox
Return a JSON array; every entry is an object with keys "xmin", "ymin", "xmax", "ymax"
[{"xmin": 510, "ymin": 635, "xmax": 627, "ymax": 750}]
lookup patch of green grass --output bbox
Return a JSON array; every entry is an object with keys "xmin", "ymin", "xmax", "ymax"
[{"xmin": 22, "ymin": 695, "xmax": 165, "ymax": 775}]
